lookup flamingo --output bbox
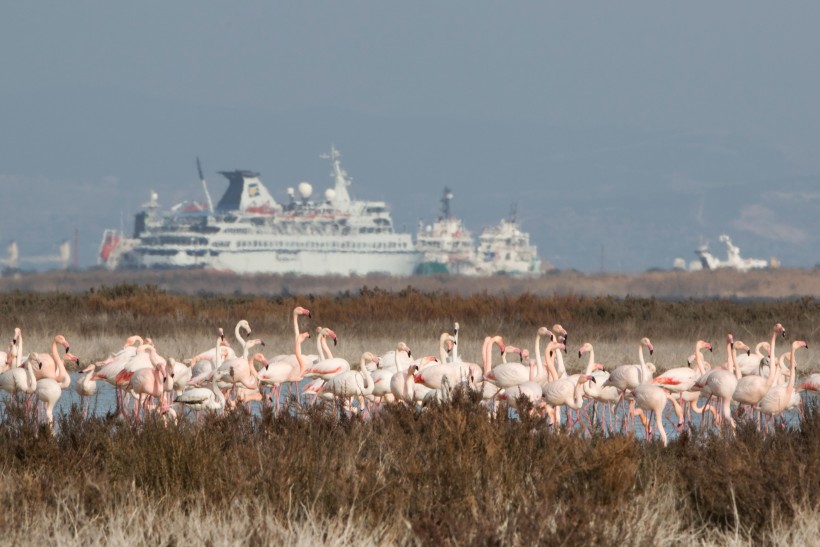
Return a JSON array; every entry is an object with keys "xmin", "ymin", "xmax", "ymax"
[
  {"xmin": 694, "ymin": 335, "xmax": 745, "ymax": 432},
  {"xmin": 653, "ymin": 340, "xmax": 713, "ymax": 394},
  {"xmin": 602, "ymin": 337, "xmax": 656, "ymax": 430},
  {"xmin": 186, "ymin": 329, "xmax": 236, "ymax": 364},
  {"xmin": 258, "ymin": 332, "xmax": 311, "ymax": 410},
  {"xmin": 303, "ymin": 329, "xmax": 350, "ymax": 380},
  {"xmin": 733, "ymin": 324, "xmax": 788, "ymax": 423},
  {"xmin": 322, "ymin": 352, "xmax": 378, "ymax": 414},
  {"xmin": 128, "ymin": 362, "xmax": 169, "ymax": 419},
  {"xmin": 630, "ymin": 383, "xmax": 684, "ymax": 447},
  {"xmin": 175, "ymin": 370, "xmax": 229, "ymax": 413},
  {"xmin": 498, "ymin": 357, "xmax": 542, "ymax": 411},
  {"xmin": 25, "ymin": 334, "xmax": 71, "ymax": 381},
  {"xmin": 759, "ymin": 340, "xmax": 808, "ymax": 427},
  {"xmin": 0, "ymin": 350, "xmax": 37, "ymax": 397},
  {"xmin": 736, "ymin": 341, "xmax": 772, "ymax": 376},
  {"xmin": 217, "ymin": 338, "xmax": 265, "ymax": 393},
  {"xmin": 35, "ymin": 378, "xmax": 62, "ymax": 429},
  {"xmin": 543, "ymin": 373, "xmax": 595, "ymax": 432},
  {"xmin": 74, "ymin": 364, "xmax": 97, "ymax": 417},
  {"xmin": 269, "ymin": 306, "xmax": 314, "ymax": 366}
]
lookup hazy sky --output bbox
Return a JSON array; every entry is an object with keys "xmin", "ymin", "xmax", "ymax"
[{"xmin": 2, "ymin": 2, "xmax": 820, "ymax": 272}]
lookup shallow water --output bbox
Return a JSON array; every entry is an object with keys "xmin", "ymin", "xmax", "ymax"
[{"xmin": 28, "ymin": 373, "xmax": 807, "ymax": 443}]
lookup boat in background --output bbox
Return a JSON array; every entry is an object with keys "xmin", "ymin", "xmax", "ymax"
[
  {"xmin": 476, "ymin": 204, "xmax": 541, "ymax": 276},
  {"xmin": 673, "ymin": 234, "xmax": 777, "ymax": 272},
  {"xmin": 415, "ymin": 190, "xmax": 542, "ymax": 276},
  {"xmin": 415, "ymin": 188, "xmax": 480, "ymax": 275},
  {"xmin": 98, "ymin": 147, "xmax": 420, "ymax": 276}
]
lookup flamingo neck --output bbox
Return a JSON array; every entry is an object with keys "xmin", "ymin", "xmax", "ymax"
[
  {"xmin": 439, "ymin": 333, "xmax": 451, "ymax": 364},
  {"xmin": 321, "ymin": 335, "xmax": 334, "ymax": 360},
  {"xmin": 638, "ymin": 344, "xmax": 646, "ymax": 367},
  {"xmin": 786, "ymin": 345, "xmax": 799, "ymax": 397},
  {"xmin": 725, "ymin": 342, "xmax": 733, "ymax": 373},
  {"xmin": 534, "ymin": 331, "xmax": 544, "ymax": 368},
  {"xmin": 294, "ymin": 335, "xmax": 306, "ymax": 373},
  {"xmin": 694, "ymin": 347, "xmax": 706, "ymax": 375},
  {"xmin": 316, "ymin": 333, "xmax": 326, "ymax": 361},
  {"xmin": 769, "ymin": 326, "xmax": 779, "ymax": 361},
  {"xmin": 544, "ymin": 346, "xmax": 560, "ymax": 382},
  {"xmin": 584, "ymin": 347, "xmax": 596, "ymax": 375},
  {"xmin": 731, "ymin": 346, "xmax": 741, "ymax": 379},
  {"xmin": 235, "ymin": 322, "xmax": 247, "ymax": 351}
]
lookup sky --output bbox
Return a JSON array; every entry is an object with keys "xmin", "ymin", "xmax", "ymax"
[{"xmin": 2, "ymin": 2, "xmax": 820, "ymax": 272}]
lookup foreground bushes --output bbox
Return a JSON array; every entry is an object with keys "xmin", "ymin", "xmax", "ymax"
[{"xmin": 1, "ymin": 394, "xmax": 819, "ymax": 545}]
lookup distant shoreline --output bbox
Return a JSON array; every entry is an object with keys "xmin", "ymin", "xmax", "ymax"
[{"xmin": 0, "ymin": 267, "xmax": 818, "ymax": 298}]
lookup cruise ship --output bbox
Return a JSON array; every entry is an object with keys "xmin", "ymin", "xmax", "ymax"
[{"xmin": 98, "ymin": 147, "xmax": 421, "ymax": 276}]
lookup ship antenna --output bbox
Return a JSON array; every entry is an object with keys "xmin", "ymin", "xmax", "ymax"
[
  {"xmin": 197, "ymin": 157, "xmax": 214, "ymax": 212},
  {"xmin": 441, "ymin": 188, "xmax": 453, "ymax": 219},
  {"xmin": 508, "ymin": 202, "xmax": 518, "ymax": 223}
]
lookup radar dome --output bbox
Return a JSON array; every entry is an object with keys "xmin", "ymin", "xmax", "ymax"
[
  {"xmin": 325, "ymin": 188, "xmax": 336, "ymax": 202},
  {"xmin": 298, "ymin": 182, "xmax": 313, "ymax": 199}
]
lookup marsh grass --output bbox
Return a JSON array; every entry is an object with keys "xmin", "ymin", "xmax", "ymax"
[
  {"xmin": 0, "ymin": 392, "xmax": 819, "ymax": 545},
  {"xmin": 3, "ymin": 285, "xmax": 820, "ymax": 373}
]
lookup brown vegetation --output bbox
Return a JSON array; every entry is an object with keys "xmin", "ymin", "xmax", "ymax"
[
  {"xmin": 1, "ymin": 394, "xmax": 819, "ymax": 545},
  {"xmin": 2, "ymin": 267, "xmax": 820, "ymax": 299}
]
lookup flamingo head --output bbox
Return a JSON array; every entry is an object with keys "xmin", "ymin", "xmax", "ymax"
[
  {"xmin": 123, "ymin": 335, "xmax": 143, "ymax": 348},
  {"xmin": 578, "ymin": 342, "xmax": 593, "ymax": 358},
  {"xmin": 237, "ymin": 320, "xmax": 252, "ymax": 335},
  {"xmin": 594, "ymin": 363, "xmax": 604, "ymax": 371},
  {"xmin": 520, "ymin": 348, "xmax": 530, "ymax": 362},
  {"xmin": 577, "ymin": 374, "xmax": 596, "ymax": 386},
  {"xmin": 294, "ymin": 306, "xmax": 311, "ymax": 318},
  {"xmin": 696, "ymin": 340, "xmax": 713, "ymax": 353},
  {"xmin": 252, "ymin": 353, "xmax": 269, "ymax": 368},
  {"xmin": 775, "ymin": 323, "xmax": 786, "ymax": 338},
  {"xmin": 12, "ymin": 327, "xmax": 21, "ymax": 345},
  {"xmin": 794, "ymin": 340, "xmax": 808, "ymax": 351},
  {"xmin": 490, "ymin": 336, "xmax": 505, "ymax": 356},
  {"xmin": 82, "ymin": 364, "xmax": 95, "ymax": 374},
  {"xmin": 325, "ymin": 329, "xmax": 338, "ymax": 346},
  {"xmin": 397, "ymin": 342, "xmax": 411, "ymax": 358},
  {"xmin": 65, "ymin": 352, "xmax": 80, "ymax": 366},
  {"xmin": 551, "ymin": 324, "xmax": 568, "ymax": 343},
  {"xmin": 734, "ymin": 340, "xmax": 750, "ymax": 355},
  {"xmin": 641, "ymin": 337, "xmax": 654, "ymax": 355},
  {"xmin": 453, "ymin": 322, "xmax": 459, "ymax": 335},
  {"xmin": 55, "ymin": 335, "xmax": 71, "ymax": 353},
  {"xmin": 726, "ymin": 333, "xmax": 735, "ymax": 347},
  {"xmin": 419, "ymin": 355, "xmax": 438, "ymax": 369},
  {"xmin": 537, "ymin": 326, "xmax": 551, "ymax": 338},
  {"xmin": 297, "ymin": 332, "xmax": 311, "ymax": 345}
]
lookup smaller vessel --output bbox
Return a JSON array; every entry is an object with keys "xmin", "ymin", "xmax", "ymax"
[
  {"xmin": 416, "ymin": 191, "xmax": 542, "ymax": 276},
  {"xmin": 476, "ymin": 204, "xmax": 541, "ymax": 276},
  {"xmin": 674, "ymin": 235, "xmax": 775, "ymax": 272},
  {"xmin": 415, "ymin": 188, "xmax": 479, "ymax": 275}
]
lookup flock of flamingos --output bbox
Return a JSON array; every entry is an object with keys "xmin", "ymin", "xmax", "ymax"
[{"xmin": 0, "ymin": 305, "xmax": 818, "ymax": 445}]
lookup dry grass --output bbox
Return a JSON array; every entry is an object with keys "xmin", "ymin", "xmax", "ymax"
[{"xmin": 0, "ymin": 393, "xmax": 820, "ymax": 545}]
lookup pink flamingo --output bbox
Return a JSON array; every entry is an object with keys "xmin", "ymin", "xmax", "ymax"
[
  {"xmin": 759, "ymin": 339, "xmax": 807, "ymax": 430},
  {"xmin": 74, "ymin": 364, "xmax": 97, "ymax": 417},
  {"xmin": 630, "ymin": 383, "xmax": 684, "ymax": 447},
  {"xmin": 127, "ymin": 360, "xmax": 169, "ymax": 421},
  {"xmin": 733, "ymin": 323, "xmax": 787, "ymax": 424},
  {"xmin": 258, "ymin": 332, "xmax": 311, "ymax": 410}
]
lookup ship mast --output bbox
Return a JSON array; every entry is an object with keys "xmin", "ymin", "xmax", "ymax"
[
  {"xmin": 321, "ymin": 145, "xmax": 352, "ymax": 210},
  {"xmin": 441, "ymin": 188, "xmax": 454, "ymax": 220},
  {"xmin": 197, "ymin": 157, "xmax": 214, "ymax": 212}
]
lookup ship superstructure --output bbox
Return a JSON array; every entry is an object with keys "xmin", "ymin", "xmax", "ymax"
[
  {"xmin": 476, "ymin": 204, "xmax": 541, "ymax": 275},
  {"xmin": 415, "ymin": 188, "xmax": 479, "ymax": 275},
  {"xmin": 99, "ymin": 147, "xmax": 420, "ymax": 276}
]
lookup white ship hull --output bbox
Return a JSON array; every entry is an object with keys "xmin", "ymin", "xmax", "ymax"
[{"xmin": 132, "ymin": 229, "xmax": 420, "ymax": 276}]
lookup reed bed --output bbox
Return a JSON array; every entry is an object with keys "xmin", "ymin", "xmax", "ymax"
[{"xmin": 0, "ymin": 395, "xmax": 819, "ymax": 545}]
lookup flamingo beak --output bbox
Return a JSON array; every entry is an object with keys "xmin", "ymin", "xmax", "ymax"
[{"xmin": 333, "ymin": 338, "xmax": 337, "ymax": 346}]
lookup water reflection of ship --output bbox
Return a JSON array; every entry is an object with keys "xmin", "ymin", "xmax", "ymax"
[
  {"xmin": 673, "ymin": 235, "xmax": 777, "ymax": 272},
  {"xmin": 415, "ymin": 189, "xmax": 541, "ymax": 276}
]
